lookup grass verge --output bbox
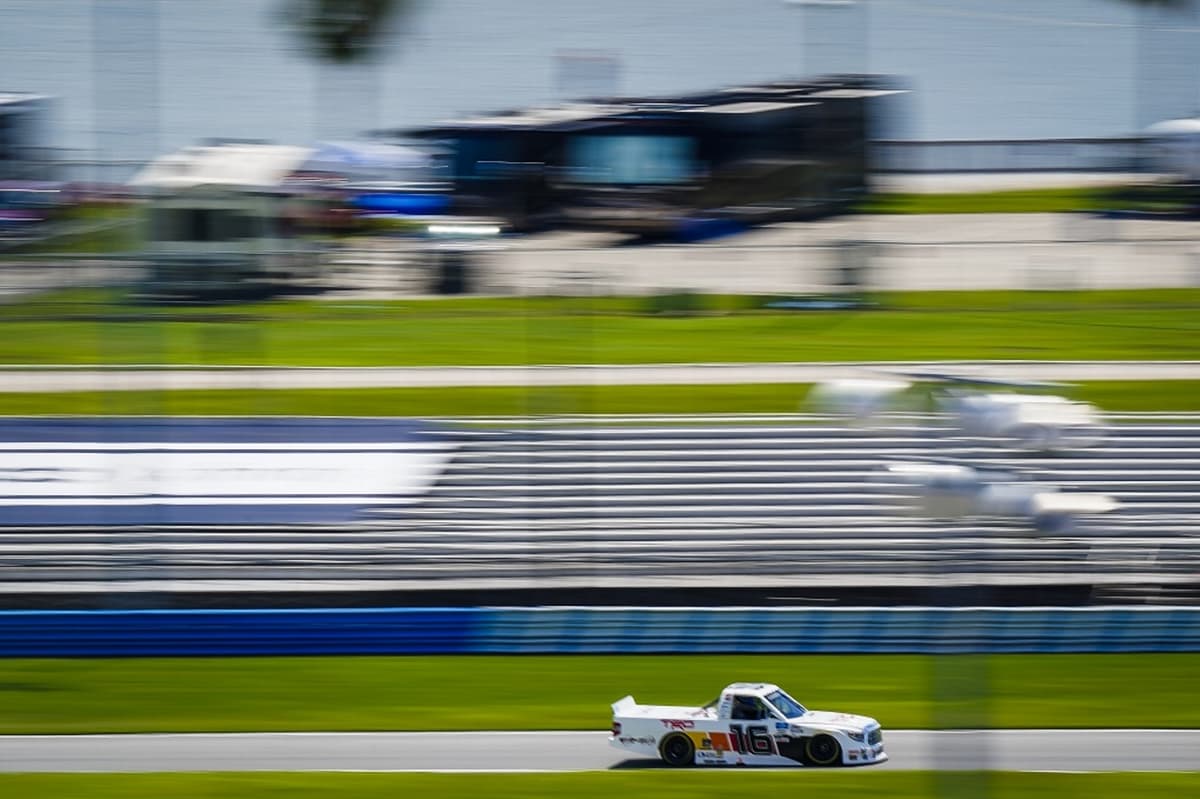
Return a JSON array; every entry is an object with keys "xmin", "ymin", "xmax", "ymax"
[
  {"xmin": 860, "ymin": 184, "xmax": 1200, "ymax": 215},
  {"xmin": 0, "ymin": 654, "xmax": 1196, "ymax": 734},
  {"xmin": 0, "ymin": 289, "xmax": 1196, "ymax": 366},
  {"xmin": 858, "ymin": 188, "xmax": 1105, "ymax": 215},
  {"xmin": 0, "ymin": 772, "xmax": 1197, "ymax": 799},
  {"xmin": 0, "ymin": 380, "xmax": 1195, "ymax": 417},
  {"xmin": 4, "ymin": 203, "xmax": 140, "ymax": 255}
]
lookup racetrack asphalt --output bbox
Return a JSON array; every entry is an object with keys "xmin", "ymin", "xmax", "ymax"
[
  {"xmin": 0, "ymin": 361, "xmax": 1197, "ymax": 392},
  {"xmin": 2, "ymin": 730, "xmax": 1198, "ymax": 773}
]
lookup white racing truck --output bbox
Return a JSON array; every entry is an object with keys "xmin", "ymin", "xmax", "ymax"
[{"xmin": 610, "ymin": 682, "xmax": 886, "ymax": 767}]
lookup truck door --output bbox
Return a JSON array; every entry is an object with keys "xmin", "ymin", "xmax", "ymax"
[{"xmin": 720, "ymin": 695, "xmax": 777, "ymax": 760}]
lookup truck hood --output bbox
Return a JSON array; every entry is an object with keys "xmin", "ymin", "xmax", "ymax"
[{"xmin": 796, "ymin": 710, "xmax": 879, "ymax": 732}]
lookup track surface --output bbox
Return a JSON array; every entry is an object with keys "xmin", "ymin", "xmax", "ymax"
[{"xmin": 2, "ymin": 730, "xmax": 1198, "ymax": 773}]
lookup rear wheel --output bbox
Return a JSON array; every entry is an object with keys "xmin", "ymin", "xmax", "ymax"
[
  {"xmin": 660, "ymin": 733, "xmax": 695, "ymax": 767},
  {"xmin": 804, "ymin": 734, "xmax": 842, "ymax": 767}
]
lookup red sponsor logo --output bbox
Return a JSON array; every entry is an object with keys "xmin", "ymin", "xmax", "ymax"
[{"xmin": 661, "ymin": 719, "xmax": 695, "ymax": 730}]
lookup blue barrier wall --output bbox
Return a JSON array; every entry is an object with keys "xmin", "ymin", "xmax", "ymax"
[
  {"xmin": 2, "ymin": 607, "xmax": 1199, "ymax": 657},
  {"xmin": 0, "ymin": 608, "xmax": 481, "ymax": 657}
]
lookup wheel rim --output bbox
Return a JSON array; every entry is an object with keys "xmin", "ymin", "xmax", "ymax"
[{"xmin": 808, "ymin": 735, "xmax": 839, "ymax": 765}]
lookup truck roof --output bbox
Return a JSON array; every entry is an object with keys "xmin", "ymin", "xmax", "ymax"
[{"xmin": 724, "ymin": 682, "xmax": 782, "ymax": 694}]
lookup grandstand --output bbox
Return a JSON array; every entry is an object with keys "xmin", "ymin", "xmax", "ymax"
[{"xmin": 1, "ymin": 414, "xmax": 1197, "ymax": 607}]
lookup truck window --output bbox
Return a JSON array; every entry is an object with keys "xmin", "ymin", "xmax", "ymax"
[{"xmin": 731, "ymin": 695, "xmax": 765, "ymax": 720}]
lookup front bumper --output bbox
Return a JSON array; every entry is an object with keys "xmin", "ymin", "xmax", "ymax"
[{"xmin": 846, "ymin": 742, "xmax": 888, "ymax": 765}]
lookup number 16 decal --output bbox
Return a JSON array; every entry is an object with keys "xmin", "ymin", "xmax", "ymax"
[{"xmin": 729, "ymin": 724, "xmax": 775, "ymax": 755}]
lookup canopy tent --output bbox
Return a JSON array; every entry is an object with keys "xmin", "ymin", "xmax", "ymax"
[
  {"xmin": 299, "ymin": 140, "xmax": 434, "ymax": 181},
  {"xmin": 130, "ymin": 140, "xmax": 435, "ymax": 191},
  {"xmin": 129, "ymin": 144, "xmax": 315, "ymax": 190}
]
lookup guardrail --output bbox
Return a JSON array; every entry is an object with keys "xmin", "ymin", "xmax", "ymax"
[{"xmin": 2, "ymin": 607, "xmax": 1197, "ymax": 657}]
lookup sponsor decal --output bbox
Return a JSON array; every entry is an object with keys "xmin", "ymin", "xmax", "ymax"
[
  {"xmin": 617, "ymin": 736, "xmax": 656, "ymax": 746},
  {"xmin": 775, "ymin": 722, "xmax": 789, "ymax": 730},
  {"xmin": 661, "ymin": 719, "xmax": 695, "ymax": 730},
  {"xmin": 699, "ymin": 737, "xmax": 713, "ymax": 750},
  {"xmin": 697, "ymin": 750, "xmax": 726, "ymax": 762}
]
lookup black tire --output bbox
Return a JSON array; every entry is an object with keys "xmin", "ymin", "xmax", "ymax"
[
  {"xmin": 659, "ymin": 733, "xmax": 696, "ymax": 767},
  {"xmin": 1012, "ymin": 424, "xmax": 1054, "ymax": 451},
  {"xmin": 804, "ymin": 734, "xmax": 842, "ymax": 767},
  {"xmin": 1034, "ymin": 511, "xmax": 1075, "ymax": 535}
]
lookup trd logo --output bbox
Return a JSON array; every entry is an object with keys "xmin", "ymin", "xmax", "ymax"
[{"xmin": 661, "ymin": 719, "xmax": 695, "ymax": 730}]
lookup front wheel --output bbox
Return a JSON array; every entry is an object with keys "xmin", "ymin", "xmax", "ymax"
[
  {"xmin": 804, "ymin": 734, "xmax": 842, "ymax": 767},
  {"xmin": 660, "ymin": 733, "xmax": 695, "ymax": 767}
]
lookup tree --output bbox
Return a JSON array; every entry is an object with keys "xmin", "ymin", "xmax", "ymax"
[{"xmin": 278, "ymin": 0, "xmax": 416, "ymax": 64}]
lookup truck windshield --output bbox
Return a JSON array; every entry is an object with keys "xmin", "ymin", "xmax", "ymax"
[{"xmin": 765, "ymin": 690, "xmax": 807, "ymax": 719}]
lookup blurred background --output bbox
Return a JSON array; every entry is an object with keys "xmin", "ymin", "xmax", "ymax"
[{"xmin": 0, "ymin": 0, "xmax": 1199, "ymax": 795}]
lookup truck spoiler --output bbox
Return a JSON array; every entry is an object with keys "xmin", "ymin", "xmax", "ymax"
[{"xmin": 611, "ymin": 695, "xmax": 637, "ymax": 715}]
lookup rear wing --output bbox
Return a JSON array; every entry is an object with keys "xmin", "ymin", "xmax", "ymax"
[{"xmin": 611, "ymin": 695, "xmax": 638, "ymax": 716}]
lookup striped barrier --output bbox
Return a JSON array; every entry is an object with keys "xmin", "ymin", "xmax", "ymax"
[
  {"xmin": 2, "ymin": 607, "xmax": 1199, "ymax": 657},
  {"xmin": 473, "ymin": 607, "xmax": 1200, "ymax": 654}
]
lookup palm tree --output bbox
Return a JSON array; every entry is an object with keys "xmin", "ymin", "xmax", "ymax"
[
  {"xmin": 279, "ymin": 0, "xmax": 415, "ymax": 64},
  {"xmin": 277, "ymin": 1, "xmax": 418, "ymax": 139}
]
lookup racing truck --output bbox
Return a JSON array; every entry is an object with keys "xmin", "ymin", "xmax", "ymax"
[{"xmin": 609, "ymin": 682, "xmax": 886, "ymax": 767}]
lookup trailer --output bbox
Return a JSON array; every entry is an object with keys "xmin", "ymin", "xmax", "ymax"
[{"xmin": 395, "ymin": 75, "xmax": 904, "ymax": 237}]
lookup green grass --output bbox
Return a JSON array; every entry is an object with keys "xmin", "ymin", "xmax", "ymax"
[
  {"xmin": 859, "ymin": 184, "xmax": 1200, "ymax": 215},
  {"xmin": 0, "ymin": 772, "xmax": 1196, "ymax": 799},
  {"xmin": 859, "ymin": 188, "xmax": 1105, "ymax": 215},
  {"xmin": 0, "ymin": 654, "xmax": 1196, "ymax": 734},
  {"xmin": 0, "ymin": 289, "xmax": 1194, "ymax": 415},
  {"xmin": 0, "ymin": 290, "xmax": 1197, "ymax": 366},
  {"xmin": 880, "ymin": 288, "xmax": 1200, "ymax": 312},
  {"xmin": 11, "ymin": 288, "xmax": 1200, "ymax": 321},
  {"xmin": 1072, "ymin": 381, "xmax": 1200, "ymax": 412},
  {"xmin": 5, "ymin": 203, "xmax": 140, "ymax": 255},
  {"xmin": 0, "ymin": 380, "xmax": 1196, "ymax": 417},
  {"xmin": 37, "ymin": 220, "xmax": 138, "ymax": 254},
  {"xmin": 63, "ymin": 202, "xmax": 138, "ymax": 222}
]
